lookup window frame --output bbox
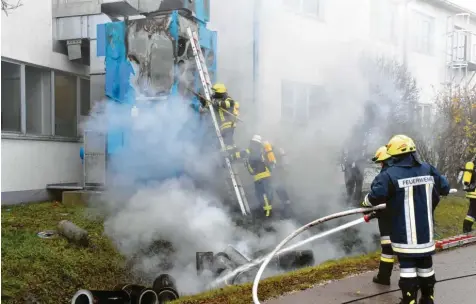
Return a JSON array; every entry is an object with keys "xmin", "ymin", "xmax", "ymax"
[
  {"xmin": 370, "ymin": 0, "xmax": 399, "ymax": 44},
  {"xmin": 281, "ymin": 80, "xmax": 325, "ymax": 125},
  {"xmin": 411, "ymin": 10, "xmax": 436, "ymax": 56},
  {"xmin": 1, "ymin": 57, "xmax": 87, "ymax": 142},
  {"xmin": 1, "ymin": 60, "xmax": 23, "ymax": 133},
  {"xmin": 283, "ymin": 0, "xmax": 324, "ymax": 21}
]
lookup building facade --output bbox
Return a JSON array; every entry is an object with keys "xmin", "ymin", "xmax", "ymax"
[
  {"xmin": 1, "ymin": 0, "xmax": 92, "ymax": 204},
  {"xmin": 2, "ymin": 0, "xmax": 475, "ymax": 204}
]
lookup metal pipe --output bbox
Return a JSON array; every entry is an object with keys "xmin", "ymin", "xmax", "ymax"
[
  {"xmin": 71, "ymin": 289, "xmax": 130, "ymax": 304},
  {"xmin": 71, "ymin": 287, "xmax": 158, "ymax": 304},
  {"xmin": 251, "ymin": 204, "xmax": 386, "ymax": 304},
  {"xmin": 152, "ymin": 274, "xmax": 180, "ymax": 303},
  {"xmin": 113, "ymin": 284, "xmax": 158, "ymax": 304},
  {"xmin": 209, "ymin": 205, "xmax": 385, "ymax": 289}
]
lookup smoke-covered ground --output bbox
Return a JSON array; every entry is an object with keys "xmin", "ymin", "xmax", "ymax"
[{"xmin": 79, "ymin": 0, "xmax": 434, "ymax": 296}]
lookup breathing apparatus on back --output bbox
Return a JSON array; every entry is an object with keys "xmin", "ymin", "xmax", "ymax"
[{"xmin": 462, "ymin": 155, "xmax": 476, "ymax": 191}]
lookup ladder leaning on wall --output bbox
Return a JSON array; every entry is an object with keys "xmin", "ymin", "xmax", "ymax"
[{"xmin": 186, "ymin": 27, "xmax": 251, "ymax": 216}]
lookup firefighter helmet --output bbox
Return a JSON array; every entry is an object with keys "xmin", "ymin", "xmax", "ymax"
[
  {"xmin": 212, "ymin": 83, "xmax": 227, "ymax": 94},
  {"xmin": 386, "ymin": 135, "xmax": 416, "ymax": 156},
  {"xmin": 252, "ymin": 134, "xmax": 262, "ymax": 143},
  {"xmin": 372, "ymin": 146, "xmax": 391, "ymax": 163}
]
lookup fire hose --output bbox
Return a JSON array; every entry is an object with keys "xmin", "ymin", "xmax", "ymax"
[
  {"xmin": 251, "ymin": 189, "xmax": 459, "ymax": 303},
  {"xmin": 251, "ymin": 204, "xmax": 386, "ymax": 304},
  {"xmin": 209, "ymin": 205, "xmax": 385, "ymax": 289}
]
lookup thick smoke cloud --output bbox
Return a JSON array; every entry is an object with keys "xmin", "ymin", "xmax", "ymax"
[{"xmin": 81, "ymin": 0, "xmax": 429, "ymax": 295}]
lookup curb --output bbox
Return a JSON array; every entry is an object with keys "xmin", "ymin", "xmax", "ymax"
[{"xmin": 435, "ymin": 232, "xmax": 476, "ymax": 250}]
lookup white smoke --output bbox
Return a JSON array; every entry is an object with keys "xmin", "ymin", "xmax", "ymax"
[{"xmin": 82, "ymin": 0, "xmax": 436, "ymax": 296}]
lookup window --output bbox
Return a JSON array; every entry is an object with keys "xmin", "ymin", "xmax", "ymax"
[
  {"xmin": 54, "ymin": 72, "xmax": 78, "ymax": 137},
  {"xmin": 411, "ymin": 11, "xmax": 435, "ymax": 55},
  {"xmin": 25, "ymin": 66, "xmax": 52, "ymax": 135},
  {"xmin": 284, "ymin": 0, "xmax": 323, "ymax": 19},
  {"xmin": 370, "ymin": 0, "xmax": 398, "ymax": 43},
  {"xmin": 1, "ymin": 59, "xmax": 88, "ymax": 139},
  {"xmin": 80, "ymin": 78, "xmax": 91, "ymax": 116},
  {"xmin": 1, "ymin": 61, "xmax": 22, "ymax": 132},
  {"xmin": 281, "ymin": 80, "xmax": 326, "ymax": 124},
  {"xmin": 415, "ymin": 103, "xmax": 433, "ymax": 127}
]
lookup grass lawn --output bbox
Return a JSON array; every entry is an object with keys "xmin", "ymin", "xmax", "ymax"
[{"xmin": 1, "ymin": 197, "xmax": 470, "ymax": 304}]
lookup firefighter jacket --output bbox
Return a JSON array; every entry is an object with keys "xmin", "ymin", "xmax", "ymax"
[
  {"xmin": 364, "ymin": 153, "xmax": 450, "ymax": 257},
  {"xmin": 465, "ymin": 160, "xmax": 476, "ymax": 199},
  {"xmin": 213, "ymin": 97, "xmax": 237, "ymax": 131},
  {"xmin": 233, "ymin": 141, "xmax": 271, "ymax": 182}
]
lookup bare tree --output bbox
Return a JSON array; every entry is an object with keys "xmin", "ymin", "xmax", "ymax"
[
  {"xmin": 430, "ymin": 88, "xmax": 476, "ymax": 186},
  {"xmin": 2, "ymin": 0, "xmax": 22, "ymax": 16}
]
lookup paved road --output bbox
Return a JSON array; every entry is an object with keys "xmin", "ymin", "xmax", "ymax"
[{"xmin": 266, "ymin": 245, "xmax": 476, "ymax": 304}]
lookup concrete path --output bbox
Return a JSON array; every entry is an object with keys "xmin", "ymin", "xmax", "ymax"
[{"xmin": 266, "ymin": 245, "xmax": 476, "ymax": 304}]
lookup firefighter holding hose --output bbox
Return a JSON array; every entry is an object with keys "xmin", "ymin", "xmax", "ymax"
[
  {"xmin": 462, "ymin": 155, "xmax": 476, "ymax": 233},
  {"xmin": 370, "ymin": 146, "xmax": 395, "ymax": 286},
  {"xmin": 361, "ymin": 135, "xmax": 450, "ymax": 304}
]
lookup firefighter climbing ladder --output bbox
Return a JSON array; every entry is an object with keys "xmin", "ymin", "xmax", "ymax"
[{"xmin": 187, "ymin": 27, "xmax": 251, "ymax": 216}]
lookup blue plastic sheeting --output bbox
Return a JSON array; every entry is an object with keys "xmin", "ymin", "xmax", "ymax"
[
  {"xmin": 170, "ymin": 11, "xmax": 180, "ymax": 97},
  {"xmin": 194, "ymin": 0, "xmax": 209, "ymax": 23},
  {"xmin": 104, "ymin": 22, "xmax": 135, "ymax": 104},
  {"xmin": 96, "ymin": 11, "xmax": 219, "ymax": 186}
]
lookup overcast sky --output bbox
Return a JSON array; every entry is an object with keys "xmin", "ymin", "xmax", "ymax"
[{"xmin": 451, "ymin": 0, "xmax": 476, "ymax": 12}]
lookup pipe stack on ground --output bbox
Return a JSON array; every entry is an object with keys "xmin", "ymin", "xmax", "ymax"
[
  {"xmin": 71, "ymin": 274, "xmax": 179, "ymax": 304},
  {"xmin": 113, "ymin": 284, "xmax": 158, "ymax": 304},
  {"xmin": 153, "ymin": 274, "xmax": 180, "ymax": 303}
]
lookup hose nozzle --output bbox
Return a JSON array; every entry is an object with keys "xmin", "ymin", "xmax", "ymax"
[{"xmin": 364, "ymin": 212, "xmax": 378, "ymax": 223}]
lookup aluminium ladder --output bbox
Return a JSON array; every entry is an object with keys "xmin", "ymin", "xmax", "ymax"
[{"xmin": 187, "ymin": 27, "xmax": 251, "ymax": 216}]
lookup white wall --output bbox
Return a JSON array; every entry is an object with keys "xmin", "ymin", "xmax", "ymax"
[
  {"xmin": 1, "ymin": 0, "xmax": 86, "ymax": 196},
  {"xmin": 1, "ymin": 139, "xmax": 82, "ymax": 192},
  {"xmin": 1, "ymin": 0, "xmax": 87, "ymax": 75}
]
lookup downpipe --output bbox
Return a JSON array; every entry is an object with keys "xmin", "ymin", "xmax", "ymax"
[
  {"xmin": 251, "ymin": 204, "xmax": 386, "ymax": 304},
  {"xmin": 209, "ymin": 204, "xmax": 385, "ymax": 289}
]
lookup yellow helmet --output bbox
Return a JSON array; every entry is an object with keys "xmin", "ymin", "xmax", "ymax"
[
  {"xmin": 212, "ymin": 83, "xmax": 227, "ymax": 94},
  {"xmin": 386, "ymin": 134, "xmax": 416, "ymax": 156},
  {"xmin": 372, "ymin": 146, "xmax": 391, "ymax": 163}
]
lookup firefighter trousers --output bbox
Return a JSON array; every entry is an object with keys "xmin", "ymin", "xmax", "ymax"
[
  {"xmin": 463, "ymin": 198, "xmax": 476, "ymax": 233},
  {"xmin": 220, "ymin": 126, "xmax": 236, "ymax": 151},
  {"xmin": 376, "ymin": 211, "xmax": 394, "ymax": 282},
  {"xmin": 254, "ymin": 177, "xmax": 274, "ymax": 218},
  {"xmin": 398, "ymin": 255, "xmax": 435, "ymax": 304}
]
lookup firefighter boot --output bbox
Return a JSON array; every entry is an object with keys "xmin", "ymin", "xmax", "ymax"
[
  {"xmin": 418, "ymin": 296, "xmax": 434, "ymax": 304},
  {"xmin": 463, "ymin": 218, "xmax": 474, "ymax": 233},
  {"xmin": 418, "ymin": 275, "xmax": 436, "ymax": 304},
  {"xmin": 373, "ymin": 260, "xmax": 393, "ymax": 285},
  {"xmin": 398, "ymin": 278, "xmax": 418, "ymax": 304}
]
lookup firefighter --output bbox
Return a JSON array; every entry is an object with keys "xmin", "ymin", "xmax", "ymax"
[
  {"xmin": 230, "ymin": 135, "xmax": 274, "ymax": 218},
  {"xmin": 370, "ymin": 146, "xmax": 394, "ymax": 286},
  {"xmin": 342, "ymin": 148, "xmax": 365, "ymax": 205},
  {"xmin": 211, "ymin": 83, "xmax": 239, "ymax": 152},
  {"xmin": 263, "ymin": 141, "xmax": 293, "ymax": 218},
  {"xmin": 462, "ymin": 155, "xmax": 476, "ymax": 233},
  {"xmin": 362, "ymin": 135, "xmax": 450, "ymax": 304}
]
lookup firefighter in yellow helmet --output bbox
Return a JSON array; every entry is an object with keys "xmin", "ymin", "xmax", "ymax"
[
  {"xmin": 362, "ymin": 134, "xmax": 450, "ymax": 304},
  {"xmin": 211, "ymin": 83, "xmax": 240, "ymax": 151},
  {"xmin": 370, "ymin": 146, "xmax": 395, "ymax": 286},
  {"xmin": 462, "ymin": 154, "xmax": 476, "ymax": 233}
]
